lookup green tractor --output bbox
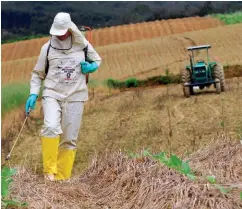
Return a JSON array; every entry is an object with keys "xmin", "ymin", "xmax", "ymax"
[{"xmin": 181, "ymin": 45, "xmax": 225, "ymax": 97}]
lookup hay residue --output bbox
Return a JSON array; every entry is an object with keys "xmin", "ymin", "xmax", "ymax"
[{"xmin": 12, "ymin": 137, "xmax": 242, "ymax": 209}]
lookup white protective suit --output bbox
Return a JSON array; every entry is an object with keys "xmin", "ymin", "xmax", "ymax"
[{"xmin": 29, "ymin": 18, "xmax": 101, "ymax": 180}]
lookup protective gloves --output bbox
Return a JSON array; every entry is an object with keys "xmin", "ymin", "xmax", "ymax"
[
  {"xmin": 80, "ymin": 61, "xmax": 98, "ymax": 74},
  {"xmin": 25, "ymin": 94, "xmax": 38, "ymax": 114}
]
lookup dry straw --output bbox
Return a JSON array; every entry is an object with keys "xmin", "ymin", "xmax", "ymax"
[{"xmin": 12, "ymin": 134, "xmax": 242, "ymax": 209}]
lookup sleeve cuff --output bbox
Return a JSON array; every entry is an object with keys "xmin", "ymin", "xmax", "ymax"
[{"xmin": 30, "ymin": 87, "xmax": 40, "ymax": 96}]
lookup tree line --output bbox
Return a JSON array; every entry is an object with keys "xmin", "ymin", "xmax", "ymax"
[{"xmin": 2, "ymin": 1, "xmax": 242, "ymax": 42}]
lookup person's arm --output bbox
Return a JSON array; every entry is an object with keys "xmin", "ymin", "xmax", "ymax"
[
  {"xmin": 80, "ymin": 42, "xmax": 102, "ymax": 74},
  {"xmin": 86, "ymin": 42, "xmax": 102, "ymax": 66},
  {"xmin": 25, "ymin": 43, "xmax": 49, "ymax": 114},
  {"xmin": 30, "ymin": 43, "xmax": 49, "ymax": 95}
]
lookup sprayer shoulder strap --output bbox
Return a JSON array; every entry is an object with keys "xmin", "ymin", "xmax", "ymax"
[
  {"xmin": 83, "ymin": 45, "xmax": 88, "ymax": 61},
  {"xmin": 45, "ymin": 44, "xmax": 88, "ymax": 76},
  {"xmin": 45, "ymin": 43, "xmax": 51, "ymax": 76}
]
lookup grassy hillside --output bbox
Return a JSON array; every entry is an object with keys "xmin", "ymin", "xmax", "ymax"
[{"xmin": 212, "ymin": 10, "xmax": 242, "ymax": 24}]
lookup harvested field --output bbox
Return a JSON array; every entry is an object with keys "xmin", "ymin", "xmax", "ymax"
[
  {"xmin": 1, "ymin": 16, "xmax": 223, "ymax": 62},
  {"xmin": 92, "ymin": 16, "xmax": 223, "ymax": 47},
  {"xmin": 1, "ymin": 57, "xmax": 38, "ymax": 84},
  {"xmin": 3, "ymin": 77, "xmax": 242, "ymax": 170},
  {"xmin": 11, "ymin": 137, "xmax": 242, "ymax": 209},
  {"xmin": 2, "ymin": 24, "xmax": 241, "ymax": 84},
  {"xmin": 1, "ymin": 37, "xmax": 48, "ymax": 62},
  {"xmin": 94, "ymin": 23, "xmax": 242, "ymax": 81}
]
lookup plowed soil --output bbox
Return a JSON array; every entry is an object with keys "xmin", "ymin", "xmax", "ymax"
[
  {"xmin": 2, "ymin": 24, "xmax": 241, "ymax": 84},
  {"xmin": 1, "ymin": 16, "xmax": 223, "ymax": 62}
]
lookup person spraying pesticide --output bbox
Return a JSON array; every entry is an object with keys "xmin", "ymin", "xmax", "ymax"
[{"xmin": 25, "ymin": 12, "xmax": 102, "ymax": 181}]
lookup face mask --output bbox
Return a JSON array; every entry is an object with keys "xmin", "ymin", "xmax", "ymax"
[{"xmin": 50, "ymin": 35, "xmax": 73, "ymax": 51}]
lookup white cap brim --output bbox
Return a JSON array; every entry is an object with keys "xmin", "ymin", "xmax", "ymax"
[{"xmin": 50, "ymin": 26, "xmax": 68, "ymax": 36}]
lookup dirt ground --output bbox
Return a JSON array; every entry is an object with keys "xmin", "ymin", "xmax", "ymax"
[
  {"xmin": 4, "ymin": 77, "xmax": 242, "ymax": 175},
  {"xmin": 2, "ymin": 76, "xmax": 241, "ymax": 209}
]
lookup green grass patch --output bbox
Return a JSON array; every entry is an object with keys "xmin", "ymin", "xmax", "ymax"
[
  {"xmin": 105, "ymin": 73, "xmax": 181, "ymax": 89},
  {"xmin": 2, "ymin": 65, "xmax": 239, "ymax": 116},
  {"xmin": 1, "ymin": 82, "xmax": 30, "ymax": 117},
  {"xmin": 104, "ymin": 65, "xmax": 242, "ymax": 90},
  {"xmin": 212, "ymin": 11, "xmax": 242, "ymax": 25}
]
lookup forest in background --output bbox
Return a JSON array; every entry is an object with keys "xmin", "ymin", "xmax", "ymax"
[{"xmin": 2, "ymin": 1, "xmax": 242, "ymax": 42}]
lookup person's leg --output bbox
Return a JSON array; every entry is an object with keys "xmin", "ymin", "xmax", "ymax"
[
  {"xmin": 41, "ymin": 96, "xmax": 62, "ymax": 181},
  {"xmin": 55, "ymin": 101, "xmax": 84, "ymax": 180}
]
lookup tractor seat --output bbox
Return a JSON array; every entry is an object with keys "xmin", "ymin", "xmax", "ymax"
[{"xmin": 196, "ymin": 59, "xmax": 206, "ymax": 65}]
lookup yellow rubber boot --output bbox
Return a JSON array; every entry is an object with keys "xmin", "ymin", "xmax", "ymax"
[
  {"xmin": 41, "ymin": 136, "xmax": 60, "ymax": 176},
  {"xmin": 55, "ymin": 149, "xmax": 76, "ymax": 180}
]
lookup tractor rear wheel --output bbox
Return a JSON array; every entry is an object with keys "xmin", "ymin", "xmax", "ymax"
[
  {"xmin": 213, "ymin": 64, "xmax": 225, "ymax": 92},
  {"xmin": 181, "ymin": 69, "xmax": 193, "ymax": 97}
]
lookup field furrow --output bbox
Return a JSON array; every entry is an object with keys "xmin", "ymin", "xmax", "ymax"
[
  {"xmin": 2, "ymin": 24, "xmax": 242, "ymax": 84},
  {"xmin": 2, "ymin": 16, "xmax": 223, "ymax": 62},
  {"xmin": 93, "ymin": 23, "xmax": 242, "ymax": 81}
]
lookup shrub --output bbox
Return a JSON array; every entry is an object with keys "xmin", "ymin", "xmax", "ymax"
[
  {"xmin": 105, "ymin": 78, "xmax": 122, "ymax": 88},
  {"xmin": 125, "ymin": 78, "xmax": 138, "ymax": 88},
  {"xmin": 159, "ymin": 75, "xmax": 172, "ymax": 84}
]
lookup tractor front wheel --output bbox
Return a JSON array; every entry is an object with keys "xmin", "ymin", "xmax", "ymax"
[
  {"xmin": 184, "ymin": 86, "xmax": 191, "ymax": 97},
  {"xmin": 213, "ymin": 64, "xmax": 225, "ymax": 92},
  {"xmin": 215, "ymin": 81, "xmax": 221, "ymax": 94},
  {"xmin": 181, "ymin": 69, "xmax": 193, "ymax": 97}
]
